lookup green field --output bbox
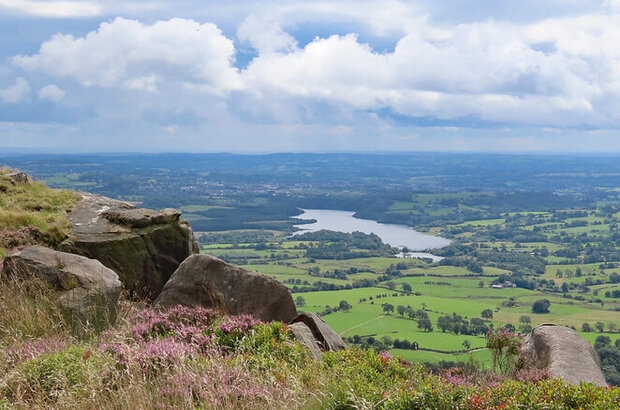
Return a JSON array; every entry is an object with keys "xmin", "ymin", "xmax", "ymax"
[{"xmin": 195, "ymin": 200, "xmax": 620, "ymax": 366}]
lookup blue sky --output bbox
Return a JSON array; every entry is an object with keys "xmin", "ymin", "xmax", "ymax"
[{"xmin": 1, "ymin": 0, "xmax": 620, "ymax": 153}]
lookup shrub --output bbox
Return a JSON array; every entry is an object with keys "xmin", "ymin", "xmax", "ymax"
[
  {"xmin": 486, "ymin": 327, "xmax": 522, "ymax": 375},
  {"xmin": 532, "ymin": 299, "xmax": 551, "ymax": 314},
  {"xmin": 481, "ymin": 309, "xmax": 493, "ymax": 319}
]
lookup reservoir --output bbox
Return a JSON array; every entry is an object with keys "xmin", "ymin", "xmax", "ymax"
[{"xmin": 293, "ymin": 209, "xmax": 451, "ymax": 254}]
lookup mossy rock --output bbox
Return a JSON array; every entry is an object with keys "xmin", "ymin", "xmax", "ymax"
[{"xmin": 60, "ymin": 193, "xmax": 199, "ymax": 299}]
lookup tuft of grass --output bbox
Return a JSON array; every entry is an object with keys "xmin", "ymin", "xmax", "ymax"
[
  {"xmin": 0, "ymin": 170, "xmax": 78, "ymax": 254},
  {"xmin": 0, "ymin": 275, "xmax": 75, "ymax": 346}
]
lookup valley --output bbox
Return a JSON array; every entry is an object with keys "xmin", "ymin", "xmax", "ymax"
[{"xmin": 3, "ymin": 152, "xmax": 618, "ymax": 375}]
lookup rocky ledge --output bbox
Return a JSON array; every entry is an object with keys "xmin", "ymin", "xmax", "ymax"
[{"xmin": 59, "ymin": 193, "xmax": 199, "ymax": 299}]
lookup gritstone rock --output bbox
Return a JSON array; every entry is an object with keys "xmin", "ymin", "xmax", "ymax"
[
  {"xmin": 6, "ymin": 171, "xmax": 29, "ymax": 185},
  {"xmin": 288, "ymin": 322, "xmax": 322, "ymax": 359},
  {"xmin": 290, "ymin": 312, "xmax": 347, "ymax": 352},
  {"xmin": 517, "ymin": 324, "xmax": 607, "ymax": 387},
  {"xmin": 153, "ymin": 254, "xmax": 298, "ymax": 323},
  {"xmin": 3, "ymin": 245, "xmax": 121, "ymax": 324},
  {"xmin": 59, "ymin": 193, "xmax": 199, "ymax": 299}
]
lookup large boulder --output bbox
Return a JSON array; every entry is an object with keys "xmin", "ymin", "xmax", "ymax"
[
  {"xmin": 153, "ymin": 254, "xmax": 298, "ymax": 323},
  {"xmin": 290, "ymin": 312, "xmax": 347, "ymax": 352},
  {"xmin": 59, "ymin": 193, "xmax": 199, "ymax": 299},
  {"xmin": 517, "ymin": 324, "xmax": 607, "ymax": 387},
  {"xmin": 2, "ymin": 245, "xmax": 121, "ymax": 323}
]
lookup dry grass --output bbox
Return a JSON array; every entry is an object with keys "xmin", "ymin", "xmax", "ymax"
[
  {"xmin": 0, "ymin": 278, "xmax": 617, "ymax": 409},
  {"xmin": 0, "ymin": 275, "xmax": 74, "ymax": 346},
  {"xmin": 0, "ymin": 277, "xmax": 322, "ymax": 409},
  {"xmin": 0, "ymin": 170, "xmax": 78, "ymax": 252}
]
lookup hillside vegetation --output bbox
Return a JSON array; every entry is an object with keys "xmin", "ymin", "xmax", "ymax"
[
  {"xmin": 0, "ymin": 169, "xmax": 78, "ymax": 260},
  {"xmin": 0, "ymin": 277, "xmax": 618, "ymax": 409},
  {"xmin": 0, "ymin": 172, "xmax": 618, "ymax": 408}
]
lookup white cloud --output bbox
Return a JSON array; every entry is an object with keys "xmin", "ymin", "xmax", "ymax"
[
  {"xmin": 0, "ymin": 0, "xmax": 101, "ymax": 17},
  {"xmin": 13, "ymin": 17, "xmax": 242, "ymax": 94},
  {"xmin": 7, "ymin": 1, "xmax": 620, "ymax": 145},
  {"xmin": 241, "ymin": 13, "xmax": 620, "ymax": 128},
  {"xmin": 0, "ymin": 77, "xmax": 30, "ymax": 103},
  {"xmin": 38, "ymin": 84, "xmax": 66, "ymax": 101},
  {"xmin": 604, "ymin": 0, "xmax": 620, "ymax": 12},
  {"xmin": 237, "ymin": 14, "xmax": 297, "ymax": 55}
]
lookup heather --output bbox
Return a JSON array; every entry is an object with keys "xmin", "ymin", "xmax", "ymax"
[
  {"xmin": 0, "ymin": 174, "xmax": 619, "ymax": 408},
  {"xmin": 0, "ymin": 278, "xmax": 618, "ymax": 409}
]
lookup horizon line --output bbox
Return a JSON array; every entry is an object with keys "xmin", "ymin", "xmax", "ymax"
[{"xmin": 1, "ymin": 149, "xmax": 620, "ymax": 157}]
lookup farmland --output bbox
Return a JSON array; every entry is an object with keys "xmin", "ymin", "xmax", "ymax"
[
  {"xmin": 198, "ymin": 202, "xmax": 620, "ymax": 368},
  {"xmin": 3, "ymin": 152, "xmax": 619, "ymax": 373}
]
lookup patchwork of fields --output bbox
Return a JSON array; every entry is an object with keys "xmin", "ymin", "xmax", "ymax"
[{"xmin": 200, "ymin": 205, "xmax": 620, "ymax": 368}]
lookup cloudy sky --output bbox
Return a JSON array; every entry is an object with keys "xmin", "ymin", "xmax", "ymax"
[{"xmin": 1, "ymin": 0, "xmax": 620, "ymax": 153}]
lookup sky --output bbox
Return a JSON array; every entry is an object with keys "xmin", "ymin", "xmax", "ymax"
[{"xmin": 1, "ymin": 0, "xmax": 620, "ymax": 153}]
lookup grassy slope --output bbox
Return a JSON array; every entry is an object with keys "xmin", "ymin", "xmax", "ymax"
[
  {"xmin": 0, "ymin": 169, "xmax": 78, "ymax": 259},
  {"xmin": 0, "ymin": 277, "xmax": 618, "ymax": 409}
]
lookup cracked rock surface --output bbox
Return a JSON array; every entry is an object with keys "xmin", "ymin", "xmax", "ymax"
[{"xmin": 60, "ymin": 193, "xmax": 199, "ymax": 299}]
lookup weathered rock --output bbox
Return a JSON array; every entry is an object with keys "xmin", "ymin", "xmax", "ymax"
[
  {"xmin": 517, "ymin": 324, "xmax": 607, "ymax": 387},
  {"xmin": 2, "ymin": 245, "xmax": 121, "ymax": 323},
  {"xmin": 59, "ymin": 193, "xmax": 199, "ymax": 299},
  {"xmin": 291, "ymin": 312, "xmax": 347, "ymax": 352},
  {"xmin": 153, "ymin": 254, "xmax": 298, "ymax": 323},
  {"xmin": 102, "ymin": 208, "xmax": 182, "ymax": 228},
  {"xmin": 6, "ymin": 171, "xmax": 29, "ymax": 185},
  {"xmin": 289, "ymin": 322, "xmax": 322, "ymax": 360}
]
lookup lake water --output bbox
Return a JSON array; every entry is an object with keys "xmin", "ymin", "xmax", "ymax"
[{"xmin": 293, "ymin": 209, "xmax": 451, "ymax": 252}]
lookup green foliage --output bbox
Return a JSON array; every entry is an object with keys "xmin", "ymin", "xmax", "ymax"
[
  {"xmin": 321, "ymin": 348, "xmax": 620, "ymax": 409},
  {"xmin": 486, "ymin": 328, "xmax": 521, "ymax": 375},
  {"xmin": 8, "ymin": 345, "xmax": 111, "ymax": 400},
  {"xmin": 417, "ymin": 318, "xmax": 433, "ymax": 332},
  {"xmin": 532, "ymin": 299, "xmax": 551, "ymax": 314},
  {"xmin": 0, "ymin": 174, "xmax": 78, "ymax": 259},
  {"xmin": 295, "ymin": 295, "xmax": 306, "ymax": 307},
  {"xmin": 382, "ymin": 303, "xmax": 394, "ymax": 314},
  {"xmin": 339, "ymin": 300, "xmax": 352, "ymax": 312},
  {"xmin": 0, "ymin": 296, "xmax": 618, "ymax": 408},
  {"xmin": 437, "ymin": 314, "xmax": 489, "ymax": 336},
  {"xmin": 481, "ymin": 309, "xmax": 493, "ymax": 319},
  {"xmin": 296, "ymin": 230, "xmax": 396, "ymax": 259}
]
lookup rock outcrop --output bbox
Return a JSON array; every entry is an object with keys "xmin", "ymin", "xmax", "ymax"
[
  {"xmin": 153, "ymin": 254, "xmax": 298, "ymax": 323},
  {"xmin": 290, "ymin": 312, "xmax": 347, "ymax": 353},
  {"xmin": 4, "ymin": 171, "xmax": 29, "ymax": 185},
  {"xmin": 517, "ymin": 324, "xmax": 607, "ymax": 387},
  {"xmin": 2, "ymin": 245, "xmax": 121, "ymax": 323},
  {"xmin": 59, "ymin": 193, "xmax": 199, "ymax": 299}
]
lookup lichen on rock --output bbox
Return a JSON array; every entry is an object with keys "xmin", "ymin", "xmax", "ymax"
[{"xmin": 59, "ymin": 193, "xmax": 199, "ymax": 299}]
